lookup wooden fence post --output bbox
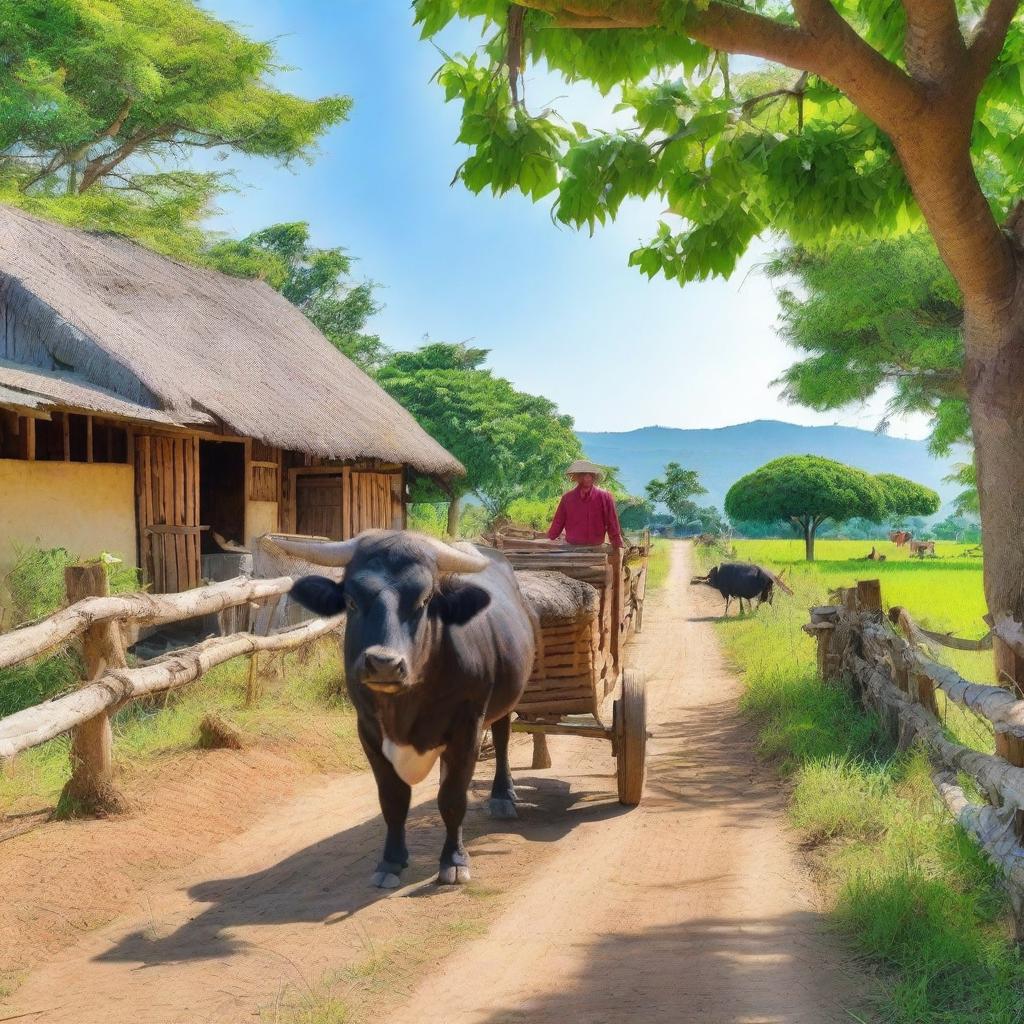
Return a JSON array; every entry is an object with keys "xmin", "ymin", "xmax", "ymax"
[
  {"xmin": 911, "ymin": 670, "xmax": 939, "ymax": 717},
  {"xmin": 995, "ymin": 729, "xmax": 1024, "ymax": 843},
  {"xmin": 994, "ymin": 635, "xmax": 1024, "ymax": 695},
  {"xmin": 60, "ymin": 563, "xmax": 127, "ymax": 815}
]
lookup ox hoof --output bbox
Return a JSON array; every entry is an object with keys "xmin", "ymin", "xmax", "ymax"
[
  {"xmin": 437, "ymin": 851, "xmax": 471, "ymax": 885},
  {"xmin": 437, "ymin": 864, "xmax": 471, "ymax": 885},
  {"xmin": 371, "ymin": 860, "xmax": 405, "ymax": 889},
  {"xmin": 488, "ymin": 797, "xmax": 518, "ymax": 820}
]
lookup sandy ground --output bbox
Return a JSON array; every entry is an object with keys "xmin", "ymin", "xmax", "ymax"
[{"xmin": 2, "ymin": 543, "xmax": 867, "ymax": 1024}]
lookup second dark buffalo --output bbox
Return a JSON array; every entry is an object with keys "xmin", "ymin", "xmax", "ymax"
[{"xmin": 690, "ymin": 561, "xmax": 792, "ymax": 615}]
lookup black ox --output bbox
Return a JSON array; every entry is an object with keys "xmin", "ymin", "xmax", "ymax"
[
  {"xmin": 272, "ymin": 530, "xmax": 537, "ymax": 889},
  {"xmin": 690, "ymin": 561, "xmax": 792, "ymax": 615}
]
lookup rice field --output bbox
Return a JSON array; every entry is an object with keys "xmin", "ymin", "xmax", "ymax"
[{"xmin": 726, "ymin": 538, "xmax": 992, "ymax": 684}]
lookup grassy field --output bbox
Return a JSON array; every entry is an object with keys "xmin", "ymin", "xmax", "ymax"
[{"xmin": 694, "ymin": 538, "xmax": 1024, "ymax": 1023}]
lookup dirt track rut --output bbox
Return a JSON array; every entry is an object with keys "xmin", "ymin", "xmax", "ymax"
[{"xmin": 3, "ymin": 542, "xmax": 865, "ymax": 1023}]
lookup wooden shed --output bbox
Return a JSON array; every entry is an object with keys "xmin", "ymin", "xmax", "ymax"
[{"xmin": 0, "ymin": 206, "xmax": 464, "ymax": 593}]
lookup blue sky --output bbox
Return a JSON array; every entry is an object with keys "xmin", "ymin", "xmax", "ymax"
[{"xmin": 200, "ymin": 0, "xmax": 927, "ymax": 438}]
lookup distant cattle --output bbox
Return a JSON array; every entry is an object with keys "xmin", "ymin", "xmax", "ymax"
[
  {"xmin": 889, "ymin": 530, "xmax": 912, "ymax": 547},
  {"xmin": 909, "ymin": 539, "xmax": 936, "ymax": 557},
  {"xmin": 690, "ymin": 562, "xmax": 793, "ymax": 615},
  {"xmin": 271, "ymin": 530, "xmax": 537, "ymax": 889}
]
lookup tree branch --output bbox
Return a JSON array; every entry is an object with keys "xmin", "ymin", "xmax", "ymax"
[
  {"xmin": 899, "ymin": 0, "xmax": 967, "ymax": 84},
  {"xmin": 967, "ymin": 0, "xmax": 1020, "ymax": 92},
  {"xmin": 512, "ymin": 0, "xmax": 920, "ymax": 134}
]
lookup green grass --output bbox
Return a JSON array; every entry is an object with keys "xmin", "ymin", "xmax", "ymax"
[
  {"xmin": 695, "ymin": 539, "xmax": 1024, "ymax": 1023},
  {"xmin": 645, "ymin": 538, "xmax": 671, "ymax": 592},
  {"xmin": 0, "ymin": 639, "xmax": 359, "ymax": 817}
]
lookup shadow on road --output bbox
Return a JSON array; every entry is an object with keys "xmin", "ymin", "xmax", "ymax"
[
  {"xmin": 95, "ymin": 773, "xmax": 629, "ymax": 966},
  {"xmin": 470, "ymin": 910, "xmax": 868, "ymax": 1024}
]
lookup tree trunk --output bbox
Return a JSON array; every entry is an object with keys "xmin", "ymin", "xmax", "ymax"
[
  {"xmin": 446, "ymin": 494, "xmax": 462, "ymax": 538},
  {"xmin": 804, "ymin": 522, "xmax": 816, "ymax": 562},
  {"xmin": 966, "ymin": 307, "xmax": 1024, "ymax": 627}
]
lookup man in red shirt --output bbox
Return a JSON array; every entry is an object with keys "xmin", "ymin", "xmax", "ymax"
[{"xmin": 547, "ymin": 460, "xmax": 624, "ymax": 549}]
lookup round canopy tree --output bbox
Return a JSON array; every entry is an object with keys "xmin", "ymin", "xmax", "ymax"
[
  {"xmin": 874, "ymin": 472, "xmax": 941, "ymax": 527},
  {"xmin": 725, "ymin": 456, "xmax": 885, "ymax": 560}
]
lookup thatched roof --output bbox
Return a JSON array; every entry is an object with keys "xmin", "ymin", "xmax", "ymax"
[
  {"xmin": 0, "ymin": 359, "xmax": 209, "ymax": 427},
  {"xmin": 0, "ymin": 205, "xmax": 463, "ymax": 476}
]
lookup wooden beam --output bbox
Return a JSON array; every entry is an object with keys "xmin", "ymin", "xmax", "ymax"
[
  {"xmin": 0, "ymin": 574, "xmax": 296, "ymax": 670},
  {"xmin": 0, "ymin": 611, "xmax": 344, "ymax": 760}
]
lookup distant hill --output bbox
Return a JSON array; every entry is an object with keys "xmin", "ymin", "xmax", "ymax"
[{"xmin": 577, "ymin": 420, "xmax": 967, "ymax": 514}]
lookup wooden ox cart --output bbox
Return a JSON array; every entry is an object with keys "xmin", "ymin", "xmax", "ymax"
[{"xmin": 492, "ymin": 530, "xmax": 652, "ymax": 805}]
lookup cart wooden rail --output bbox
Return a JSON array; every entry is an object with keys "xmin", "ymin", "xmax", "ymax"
[{"xmin": 495, "ymin": 530, "xmax": 652, "ymax": 805}]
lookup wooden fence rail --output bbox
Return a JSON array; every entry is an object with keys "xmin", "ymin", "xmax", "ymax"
[
  {"xmin": 805, "ymin": 580, "xmax": 1024, "ymax": 935},
  {"xmin": 0, "ymin": 562, "xmax": 339, "ymax": 814}
]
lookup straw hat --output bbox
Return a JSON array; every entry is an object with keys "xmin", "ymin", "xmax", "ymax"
[{"xmin": 565, "ymin": 459, "xmax": 604, "ymax": 479}]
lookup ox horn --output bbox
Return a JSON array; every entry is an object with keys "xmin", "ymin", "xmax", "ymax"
[
  {"xmin": 417, "ymin": 535, "xmax": 489, "ymax": 574},
  {"xmin": 260, "ymin": 533, "xmax": 366, "ymax": 567}
]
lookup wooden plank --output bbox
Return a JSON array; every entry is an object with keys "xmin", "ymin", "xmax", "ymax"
[
  {"xmin": 173, "ymin": 440, "xmax": 186, "ymax": 591},
  {"xmin": 340, "ymin": 469, "xmax": 351, "ymax": 536},
  {"xmin": 510, "ymin": 720, "xmax": 612, "ymax": 741},
  {"xmin": 184, "ymin": 437, "xmax": 196, "ymax": 589},
  {"xmin": 391, "ymin": 472, "xmax": 405, "ymax": 530}
]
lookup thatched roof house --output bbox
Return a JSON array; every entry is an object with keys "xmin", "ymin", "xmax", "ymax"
[{"xmin": 0, "ymin": 205, "xmax": 462, "ymax": 592}]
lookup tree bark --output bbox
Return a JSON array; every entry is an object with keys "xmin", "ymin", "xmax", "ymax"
[
  {"xmin": 965, "ymin": 299, "xmax": 1024, "ymax": 625},
  {"xmin": 447, "ymin": 494, "xmax": 462, "ymax": 538},
  {"xmin": 799, "ymin": 518, "xmax": 816, "ymax": 562}
]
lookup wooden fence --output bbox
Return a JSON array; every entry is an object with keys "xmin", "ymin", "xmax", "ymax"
[
  {"xmin": 806, "ymin": 579, "xmax": 1024, "ymax": 936},
  {"xmin": 0, "ymin": 563, "xmax": 342, "ymax": 813}
]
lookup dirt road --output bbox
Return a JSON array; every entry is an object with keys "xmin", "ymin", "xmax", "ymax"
[{"xmin": 3, "ymin": 543, "xmax": 864, "ymax": 1024}]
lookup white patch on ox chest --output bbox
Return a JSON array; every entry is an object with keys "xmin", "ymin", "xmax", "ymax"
[{"xmin": 382, "ymin": 737, "xmax": 445, "ymax": 786}]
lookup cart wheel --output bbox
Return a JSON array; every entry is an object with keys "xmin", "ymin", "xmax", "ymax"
[{"xmin": 614, "ymin": 669, "xmax": 647, "ymax": 806}]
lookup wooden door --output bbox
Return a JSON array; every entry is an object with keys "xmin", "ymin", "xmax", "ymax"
[
  {"xmin": 296, "ymin": 474, "xmax": 345, "ymax": 539},
  {"xmin": 135, "ymin": 434, "xmax": 201, "ymax": 593},
  {"xmin": 350, "ymin": 471, "xmax": 405, "ymax": 534}
]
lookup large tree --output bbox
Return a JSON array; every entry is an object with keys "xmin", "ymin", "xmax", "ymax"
[
  {"xmin": 414, "ymin": 0, "xmax": 1024, "ymax": 628},
  {"xmin": 767, "ymin": 235, "xmax": 968, "ymax": 455},
  {"xmin": 205, "ymin": 223, "xmax": 387, "ymax": 372},
  {"xmin": 0, "ymin": 0, "xmax": 349, "ymax": 259},
  {"xmin": 726, "ymin": 455, "xmax": 886, "ymax": 559},
  {"xmin": 375, "ymin": 342, "xmax": 583, "ymax": 532}
]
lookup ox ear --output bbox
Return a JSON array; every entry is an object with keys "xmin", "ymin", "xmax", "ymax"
[
  {"xmin": 430, "ymin": 582, "xmax": 491, "ymax": 626},
  {"xmin": 290, "ymin": 575, "xmax": 346, "ymax": 617}
]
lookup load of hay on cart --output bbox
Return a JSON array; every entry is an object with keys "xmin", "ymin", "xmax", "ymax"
[{"xmin": 490, "ymin": 529, "xmax": 652, "ymax": 805}]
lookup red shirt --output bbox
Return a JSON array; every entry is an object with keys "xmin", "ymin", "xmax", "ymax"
[{"xmin": 547, "ymin": 485, "xmax": 623, "ymax": 548}]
